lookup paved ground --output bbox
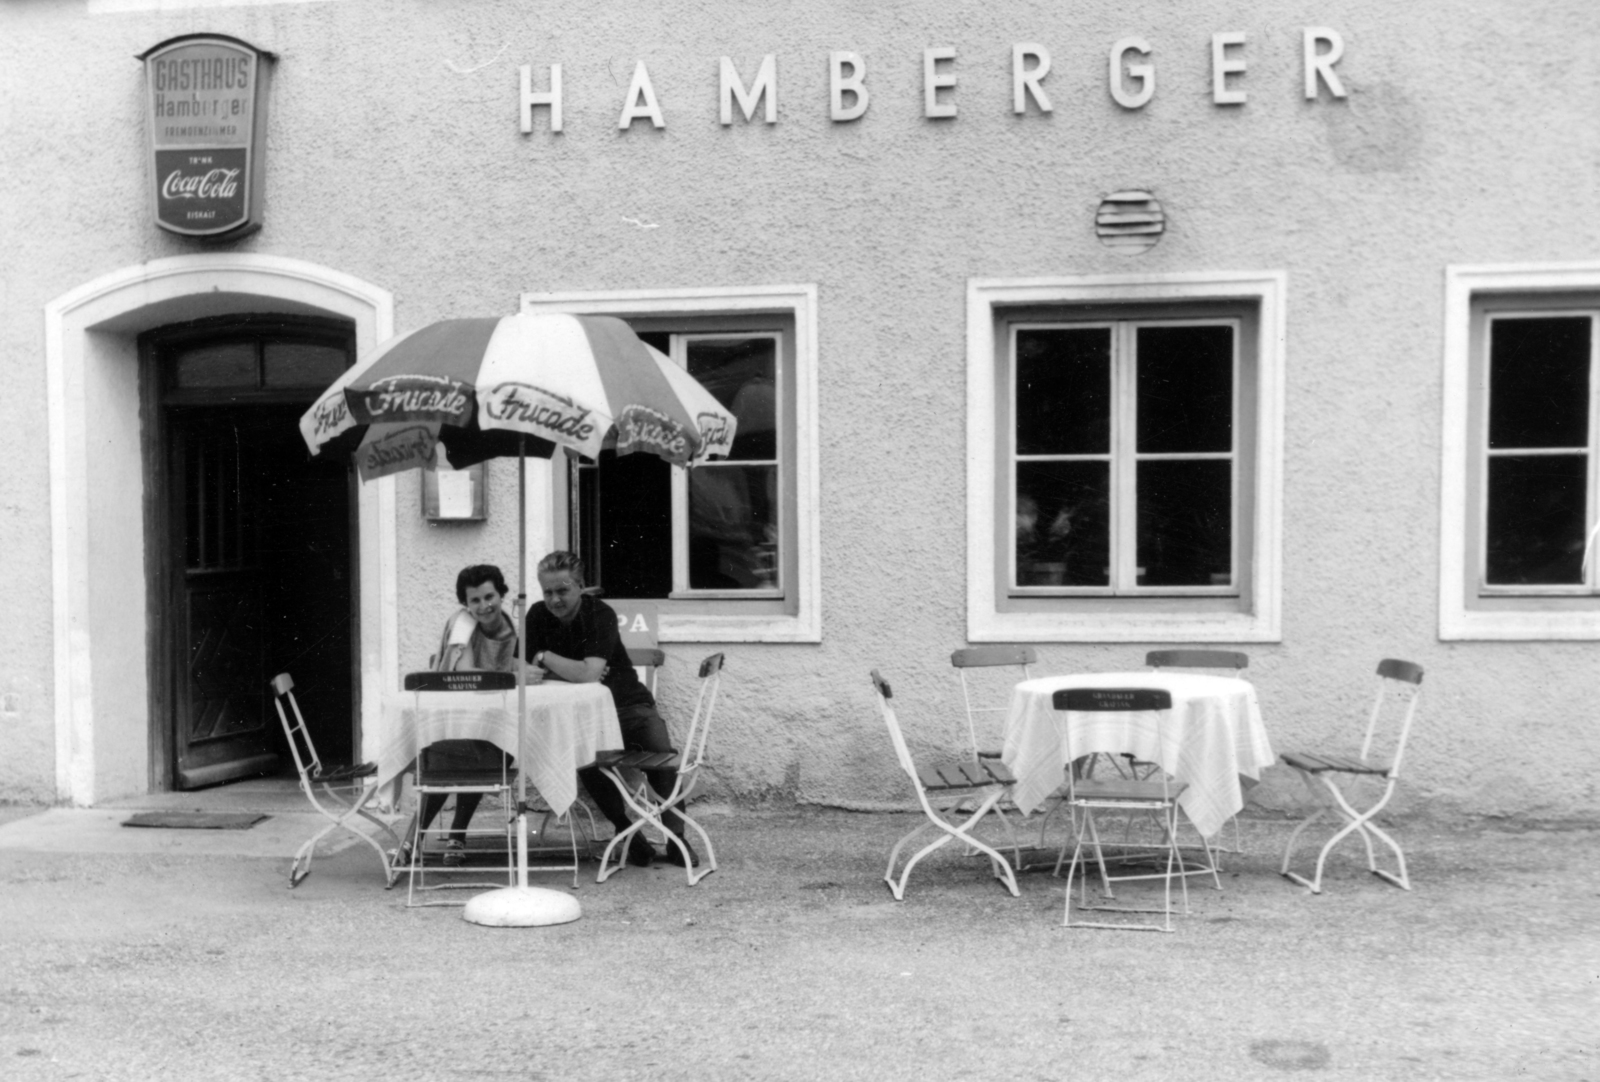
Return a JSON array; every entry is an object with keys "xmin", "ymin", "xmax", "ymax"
[{"xmin": 0, "ymin": 790, "xmax": 1594, "ymax": 1082}]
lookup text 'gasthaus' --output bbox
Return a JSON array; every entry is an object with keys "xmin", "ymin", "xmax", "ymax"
[{"xmin": 518, "ymin": 29, "xmax": 1348, "ymax": 133}]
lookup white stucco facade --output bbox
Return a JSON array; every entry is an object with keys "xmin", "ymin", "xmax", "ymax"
[{"xmin": 3, "ymin": 1, "xmax": 1598, "ymax": 824}]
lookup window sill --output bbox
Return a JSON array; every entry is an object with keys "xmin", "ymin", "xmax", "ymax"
[
  {"xmin": 1440, "ymin": 607, "xmax": 1600, "ymax": 641},
  {"xmin": 968, "ymin": 606, "xmax": 1280, "ymax": 644},
  {"xmin": 660, "ymin": 611, "xmax": 819, "ymax": 644}
]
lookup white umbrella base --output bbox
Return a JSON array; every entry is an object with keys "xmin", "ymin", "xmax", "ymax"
[{"xmin": 462, "ymin": 886, "xmax": 582, "ymax": 927}]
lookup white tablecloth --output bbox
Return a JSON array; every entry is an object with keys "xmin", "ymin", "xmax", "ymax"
[
  {"xmin": 1002, "ymin": 671, "xmax": 1275, "ymax": 838},
  {"xmin": 376, "ymin": 682, "xmax": 622, "ymax": 817}
]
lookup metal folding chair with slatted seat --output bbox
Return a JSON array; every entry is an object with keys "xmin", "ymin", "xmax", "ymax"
[
  {"xmin": 1280, "ymin": 658, "xmax": 1424, "ymax": 894},
  {"xmin": 400, "ymin": 671, "xmax": 522, "ymax": 906},
  {"xmin": 871, "ymin": 670, "xmax": 1021, "ymax": 900},
  {"xmin": 1054, "ymin": 687, "xmax": 1221, "ymax": 932},
  {"xmin": 594, "ymin": 653, "xmax": 725, "ymax": 885},
  {"xmin": 270, "ymin": 673, "xmax": 404, "ymax": 889},
  {"xmin": 1145, "ymin": 649, "xmax": 1251, "ymax": 854}
]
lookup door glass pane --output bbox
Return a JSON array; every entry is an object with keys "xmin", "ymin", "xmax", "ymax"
[
  {"xmin": 1015, "ymin": 461, "xmax": 1110, "ymax": 587},
  {"xmin": 263, "ymin": 341, "xmax": 348, "ymax": 388},
  {"xmin": 689, "ymin": 464, "xmax": 778, "ymax": 589},
  {"xmin": 1485, "ymin": 454, "xmax": 1587, "ymax": 585},
  {"xmin": 173, "ymin": 342, "xmax": 257, "ymax": 389},
  {"xmin": 586, "ymin": 450, "xmax": 672, "ymax": 598},
  {"xmin": 1136, "ymin": 460, "xmax": 1232, "ymax": 587},
  {"xmin": 1137, "ymin": 325, "xmax": 1233, "ymax": 453},
  {"xmin": 1489, "ymin": 317, "xmax": 1591, "ymax": 449},
  {"xmin": 1015, "ymin": 328, "xmax": 1111, "ymax": 455},
  {"xmin": 686, "ymin": 337, "xmax": 777, "ymax": 461}
]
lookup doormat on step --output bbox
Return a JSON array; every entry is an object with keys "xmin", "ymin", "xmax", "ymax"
[{"xmin": 122, "ymin": 811, "xmax": 270, "ymax": 830}]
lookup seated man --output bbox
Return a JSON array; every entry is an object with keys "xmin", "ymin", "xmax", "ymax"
[
  {"xmin": 412, "ymin": 563, "xmax": 519, "ymax": 867},
  {"xmin": 524, "ymin": 550, "xmax": 695, "ymax": 868}
]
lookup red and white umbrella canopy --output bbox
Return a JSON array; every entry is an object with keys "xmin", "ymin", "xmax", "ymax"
[{"xmin": 299, "ymin": 313, "xmax": 737, "ymax": 479}]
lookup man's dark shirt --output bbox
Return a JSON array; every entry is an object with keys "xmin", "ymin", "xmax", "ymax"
[{"xmin": 524, "ymin": 594, "xmax": 654, "ymax": 711}]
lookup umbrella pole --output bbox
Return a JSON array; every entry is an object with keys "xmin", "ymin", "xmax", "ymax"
[
  {"xmin": 515, "ymin": 442, "xmax": 529, "ymax": 890},
  {"xmin": 462, "ymin": 437, "xmax": 580, "ymax": 928}
]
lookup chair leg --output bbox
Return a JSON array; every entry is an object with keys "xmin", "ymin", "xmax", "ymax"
[
  {"xmin": 1282, "ymin": 771, "xmax": 1410, "ymax": 893},
  {"xmin": 887, "ymin": 792, "xmax": 1019, "ymax": 900}
]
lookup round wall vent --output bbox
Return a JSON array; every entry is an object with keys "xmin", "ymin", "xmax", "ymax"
[{"xmin": 1095, "ymin": 190, "xmax": 1164, "ymax": 254}]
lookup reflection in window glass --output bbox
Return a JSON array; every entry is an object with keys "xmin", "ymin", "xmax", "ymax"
[
  {"xmin": 1015, "ymin": 461, "xmax": 1109, "ymax": 586},
  {"xmin": 1016, "ymin": 328, "xmax": 1109, "ymax": 455},
  {"xmin": 264, "ymin": 342, "xmax": 347, "ymax": 388},
  {"xmin": 1137, "ymin": 460, "xmax": 1232, "ymax": 586},
  {"xmin": 690, "ymin": 465, "xmax": 778, "ymax": 589},
  {"xmin": 173, "ymin": 342, "xmax": 257, "ymax": 388}
]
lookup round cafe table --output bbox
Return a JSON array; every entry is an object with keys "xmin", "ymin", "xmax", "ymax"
[{"xmin": 1002, "ymin": 671, "xmax": 1275, "ymax": 838}]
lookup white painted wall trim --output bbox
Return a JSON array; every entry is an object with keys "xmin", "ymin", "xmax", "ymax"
[
  {"xmin": 965, "ymin": 271, "xmax": 1286, "ymax": 643},
  {"xmin": 520, "ymin": 285, "xmax": 822, "ymax": 642},
  {"xmin": 45, "ymin": 254, "xmax": 395, "ymax": 803},
  {"xmin": 1439, "ymin": 262, "xmax": 1600, "ymax": 640}
]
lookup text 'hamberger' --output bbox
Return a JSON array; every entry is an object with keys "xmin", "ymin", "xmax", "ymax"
[{"xmin": 519, "ymin": 29, "xmax": 1348, "ymax": 132}]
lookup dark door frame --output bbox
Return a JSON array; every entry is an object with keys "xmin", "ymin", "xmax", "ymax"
[{"xmin": 139, "ymin": 313, "xmax": 358, "ymax": 791}]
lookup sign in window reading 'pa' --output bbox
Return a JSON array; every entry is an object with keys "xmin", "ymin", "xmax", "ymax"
[{"xmin": 139, "ymin": 34, "xmax": 274, "ymax": 239}]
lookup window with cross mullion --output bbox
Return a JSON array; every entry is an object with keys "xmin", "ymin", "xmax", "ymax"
[
  {"xmin": 1011, "ymin": 319, "xmax": 1238, "ymax": 595},
  {"xmin": 1481, "ymin": 311, "xmax": 1600, "ymax": 592}
]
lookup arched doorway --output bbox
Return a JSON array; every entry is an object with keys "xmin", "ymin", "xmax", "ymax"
[
  {"xmin": 45, "ymin": 255, "xmax": 396, "ymax": 804},
  {"xmin": 143, "ymin": 315, "xmax": 356, "ymax": 788}
]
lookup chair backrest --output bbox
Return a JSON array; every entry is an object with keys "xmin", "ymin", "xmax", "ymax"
[
  {"xmin": 951, "ymin": 645, "xmax": 1038, "ymax": 759},
  {"xmin": 1363, "ymin": 658, "xmax": 1424, "ymax": 776},
  {"xmin": 1052, "ymin": 687, "xmax": 1176, "ymax": 797},
  {"xmin": 676, "ymin": 653, "xmax": 725, "ymax": 772},
  {"xmin": 628, "ymin": 647, "xmax": 667, "ymax": 697},
  {"xmin": 870, "ymin": 670, "xmax": 922, "ymax": 788},
  {"xmin": 270, "ymin": 672, "xmax": 321, "ymax": 785},
  {"xmin": 1145, "ymin": 649, "xmax": 1249, "ymax": 674}
]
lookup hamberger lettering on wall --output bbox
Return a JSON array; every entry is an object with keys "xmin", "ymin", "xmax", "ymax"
[
  {"xmin": 139, "ymin": 34, "xmax": 274, "ymax": 238},
  {"xmin": 519, "ymin": 29, "xmax": 1347, "ymax": 134}
]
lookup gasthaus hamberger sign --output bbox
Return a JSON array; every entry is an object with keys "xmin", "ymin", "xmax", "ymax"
[{"xmin": 139, "ymin": 34, "xmax": 274, "ymax": 239}]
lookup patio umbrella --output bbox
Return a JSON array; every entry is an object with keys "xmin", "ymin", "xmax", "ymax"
[{"xmin": 297, "ymin": 312, "xmax": 737, "ymax": 926}]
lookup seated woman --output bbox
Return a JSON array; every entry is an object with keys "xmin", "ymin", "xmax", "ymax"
[{"xmin": 411, "ymin": 564, "xmax": 519, "ymax": 867}]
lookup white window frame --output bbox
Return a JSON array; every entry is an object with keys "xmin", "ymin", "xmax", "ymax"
[
  {"xmin": 521, "ymin": 285, "xmax": 820, "ymax": 643},
  {"xmin": 1440, "ymin": 262, "xmax": 1600, "ymax": 640},
  {"xmin": 1008, "ymin": 317, "xmax": 1242, "ymax": 598},
  {"xmin": 967, "ymin": 272, "xmax": 1285, "ymax": 643}
]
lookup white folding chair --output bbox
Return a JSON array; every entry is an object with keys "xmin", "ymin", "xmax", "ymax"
[
  {"xmin": 1146, "ymin": 649, "xmax": 1251, "ymax": 854},
  {"xmin": 872, "ymin": 670, "xmax": 1021, "ymax": 901},
  {"xmin": 1280, "ymin": 658, "xmax": 1424, "ymax": 894},
  {"xmin": 595, "ymin": 653, "xmax": 725, "ymax": 885},
  {"xmin": 1054, "ymin": 687, "xmax": 1220, "ymax": 932},
  {"xmin": 270, "ymin": 673, "xmax": 404, "ymax": 889},
  {"xmin": 399, "ymin": 671, "xmax": 521, "ymax": 906}
]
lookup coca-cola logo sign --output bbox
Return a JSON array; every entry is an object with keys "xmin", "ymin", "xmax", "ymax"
[{"xmin": 141, "ymin": 35, "xmax": 274, "ymax": 239}]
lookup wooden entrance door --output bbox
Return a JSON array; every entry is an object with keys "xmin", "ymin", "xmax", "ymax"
[{"xmin": 150, "ymin": 320, "xmax": 355, "ymax": 790}]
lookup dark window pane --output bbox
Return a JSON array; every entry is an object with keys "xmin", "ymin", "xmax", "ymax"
[
  {"xmin": 1015, "ymin": 461, "xmax": 1109, "ymax": 587},
  {"xmin": 1015, "ymin": 328, "xmax": 1111, "ymax": 455},
  {"xmin": 263, "ymin": 341, "xmax": 348, "ymax": 388},
  {"xmin": 1489, "ymin": 317, "xmax": 1591, "ymax": 449},
  {"xmin": 687, "ymin": 337, "xmax": 777, "ymax": 461},
  {"xmin": 1137, "ymin": 325, "xmax": 1233, "ymax": 453},
  {"xmin": 1485, "ymin": 454, "xmax": 1587, "ymax": 585},
  {"xmin": 1137, "ymin": 460, "xmax": 1232, "ymax": 587},
  {"xmin": 689, "ymin": 464, "xmax": 778, "ymax": 590},
  {"xmin": 173, "ymin": 342, "xmax": 257, "ymax": 389},
  {"xmin": 586, "ymin": 451, "xmax": 672, "ymax": 598}
]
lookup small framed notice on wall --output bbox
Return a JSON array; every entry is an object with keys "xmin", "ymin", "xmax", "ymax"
[{"xmin": 423, "ymin": 462, "xmax": 487, "ymax": 521}]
